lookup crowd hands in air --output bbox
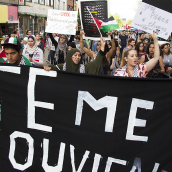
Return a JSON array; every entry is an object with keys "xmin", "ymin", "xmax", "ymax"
[{"xmin": 1, "ymin": 27, "xmax": 172, "ymax": 78}]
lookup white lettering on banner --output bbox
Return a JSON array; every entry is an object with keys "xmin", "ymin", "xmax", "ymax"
[
  {"xmin": 152, "ymin": 163, "xmax": 159, "ymax": 172},
  {"xmin": 8, "ymin": 132, "xmax": 165, "ymax": 171},
  {"xmin": 75, "ymin": 91, "xmax": 118, "ymax": 132},
  {"xmin": 0, "ymin": 66, "xmax": 21, "ymax": 74},
  {"xmin": 9, "ymin": 131, "xmax": 34, "ymax": 171},
  {"xmin": 92, "ymin": 154, "xmax": 101, "ymax": 172},
  {"xmin": 126, "ymin": 98, "xmax": 154, "ymax": 142},
  {"xmin": 105, "ymin": 157, "xmax": 127, "ymax": 172},
  {"xmin": 70, "ymin": 145, "xmax": 90, "ymax": 172},
  {"xmin": 27, "ymin": 68, "xmax": 57, "ymax": 132},
  {"xmin": 42, "ymin": 139, "xmax": 65, "ymax": 172},
  {"xmin": 130, "ymin": 157, "xmax": 141, "ymax": 172}
]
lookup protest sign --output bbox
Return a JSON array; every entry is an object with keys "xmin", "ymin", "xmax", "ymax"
[
  {"xmin": 143, "ymin": 0, "xmax": 172, "ymax": 14},
  {"xmin": 78, "ymin": 0, "xmax": 110, "ymax": 40},
  {"xmin": 45, "ymin": 9, "xmax": 78, "ymax": 35},
  {"xmin": 131, "ymin": 2, "xmax": 172, "ymax": 39},
  {"xmin": 0, "ymin": 65, "xmax": 172, "ymax": 171}
]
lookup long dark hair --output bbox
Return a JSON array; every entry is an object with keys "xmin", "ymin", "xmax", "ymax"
[
  {"xmin": 96, "ymin": 41, "xmax": 109, "ymax": 55},
  {"xmin": 146, "ymin": 41, "xmax": 154, "ymax": 55},
  {"xmin": 160, "ymin": 43, "xmax": 170, "ymax": 58},
  {"xmin": 135, "ymin": 42, "xmax": 144, "ymax": 55}
]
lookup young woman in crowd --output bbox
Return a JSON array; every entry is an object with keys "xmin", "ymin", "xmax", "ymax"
[
  {"xmin": 114, "ymin": 32, "xmax": 160, "ymax": 78},
  {"xmin": 44, "ymin": 36, "xmax": 105, "ymax": 74},
  {"xmin": 23, "ymin": 35, "xmax": 43, "ymax": 66},
  {"xmin": 139, "ymin": 41, "xmax": 165, "ymax": 78},
  {"xmin": 35, "ymin": 33, "xmax": 44, "ymax": 52},
  {"xmin": 49, "ymin": 33, "xmax": 74, "ymax": 64},
  {"xmin": 160, "ymin": 43, "xmax": 172, "ymax": 78},
  {"xmin": 79, "ymin": 29, "xmax": 116, "ymax": 75},
  {"xmin": 135, "ymin": 42, "xmax": 147, "ymax": 63}
]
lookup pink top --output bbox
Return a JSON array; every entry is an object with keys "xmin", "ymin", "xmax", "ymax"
[{"xmin": 114, "ymin": 63, "xmax": 148, "ymax": 78}]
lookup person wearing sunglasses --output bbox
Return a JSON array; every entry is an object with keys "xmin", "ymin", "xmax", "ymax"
[{"xmin": 49, "ymin": 33, "xmax": 74, "ymax": 64}]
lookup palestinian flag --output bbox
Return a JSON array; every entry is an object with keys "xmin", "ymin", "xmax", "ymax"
[{"xmin": 93, "ymin": 16, "xmax": 119, "ymax": 33}]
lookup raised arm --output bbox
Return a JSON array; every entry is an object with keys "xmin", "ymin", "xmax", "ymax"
[
  {"xmin": 49, "ymin": 33, "xmax": 58, "ymax": 49},
  {"xmin": 106, "ymin": 31, "xmax": 116, "ymax": 62},
  {"xmin": 80, "ymin": 29, "xmax": 95, "ymax": 60},
  {"xmin": 146, "ymin": 31, "xmax": 160, "ymax": 72}
]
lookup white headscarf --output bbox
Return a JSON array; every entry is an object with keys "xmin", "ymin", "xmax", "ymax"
[
  {"xmin": 23, "ymin": 37, "xmax": 28, "ymax": 42},
  {"xmin": 27, "ymin": 35, "xmax": 37, "ymax": 55}
]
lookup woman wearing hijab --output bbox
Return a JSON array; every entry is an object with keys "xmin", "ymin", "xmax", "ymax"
[
  {"xmin": 23, "ymin": 35, "xmax": 43, "ymax": 66},
  {"xmin": 44, "ymin": 36, "xmax": 105, "ymax": 74},
  {"xmin": 49, "ymin": 33, "xmax": 74, "ymax": 64},
  {"xmin": 79, "ymin": 29, "xmax": 116, "ymax": 75}
]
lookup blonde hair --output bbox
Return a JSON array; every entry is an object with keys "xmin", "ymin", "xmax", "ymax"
[{"xmin": 120, "ymin": 49, "xmax": 136, "ymax": 67}]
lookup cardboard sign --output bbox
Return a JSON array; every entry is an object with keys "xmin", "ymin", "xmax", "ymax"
[
  {"xmin": 78, "ymin": 0, "xmax": 110, "ymax": 40},
  {"xmin": 45, "ymin": 9, "xmax": 78, "ymax": 35},
  {"xmin": 131, "ymin": 2, "xmax": 172, "ymax": 39}
]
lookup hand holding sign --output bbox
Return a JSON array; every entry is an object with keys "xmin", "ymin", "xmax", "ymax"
[
  {"xmin": 80, "ymin": 29, "xmax": 85, "ymax": 36},
  {"xmin": 152, "ymin": 31, "xmax": 158, "ymax": 42},
  {"xmin": 131, "ymin": 2, "xmax": 172, "ymax": 39}
]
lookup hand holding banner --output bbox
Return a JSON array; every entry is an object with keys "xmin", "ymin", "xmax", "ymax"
[{"xmin": 45, "ymin": 9, "xmax": 78, "ymax": 35}]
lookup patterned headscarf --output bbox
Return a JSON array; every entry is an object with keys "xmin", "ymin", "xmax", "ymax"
[{"xmin": 57, "ymin": 35, "xmax": 68, "ymax": 59}]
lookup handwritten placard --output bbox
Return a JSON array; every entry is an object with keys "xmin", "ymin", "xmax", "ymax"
[
  {"xmin": 131, "ymin": 2, "xmax": 172, "ymax": 39},
  {"xmin": 45, "ymin": 9, "xmax": 78, "ymax": 35}
]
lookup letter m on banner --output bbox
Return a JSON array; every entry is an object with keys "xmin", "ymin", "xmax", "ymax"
[{"xmin": 75, "ymin": 91, "xmax": 118, "ymax": 132}]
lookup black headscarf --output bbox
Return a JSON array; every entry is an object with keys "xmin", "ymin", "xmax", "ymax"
[{"xmin": 65, "ymin": 48, "xmax": 81, "ymax": 73}]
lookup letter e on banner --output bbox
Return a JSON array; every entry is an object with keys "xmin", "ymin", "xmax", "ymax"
[
  {"xmin": 126, "ymin": 98, "xmax": 154, "ymax": 142},
  {"xmin": 27, "ymin": 68, "xmax": 57, "ymax": 132}
]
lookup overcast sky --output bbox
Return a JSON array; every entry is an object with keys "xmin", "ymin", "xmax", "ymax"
[{"xmin": 110, "ymin": 0, "xmax": 141, "ymax": 20}]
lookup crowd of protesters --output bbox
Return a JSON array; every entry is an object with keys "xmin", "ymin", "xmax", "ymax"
[{"xmin": 0, "ymin": 27, "xmax": 172, "ymax": 79}]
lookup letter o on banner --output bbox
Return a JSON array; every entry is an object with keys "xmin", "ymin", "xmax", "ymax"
[{"xmin": 9, "ymin": 131, "xmax": 34, "ymax": 171}]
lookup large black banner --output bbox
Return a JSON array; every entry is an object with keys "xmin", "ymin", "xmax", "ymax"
[{"xmin": 0, "ymin": 65, "xmax": 172, "ymax": 172}]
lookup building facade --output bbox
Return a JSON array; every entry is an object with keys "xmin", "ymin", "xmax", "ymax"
[
  {"xmin": 0, "ymin": 0, "xmax": 68, "ymax": 39},
  {"xmin": 0, "ymin": 0, "xmax": 19, "ymax": 37},
  {"xmin": 67, "ymin": 0, "xmax": 77, "ymax": 11},
  {"xmin": 18, "ymin": 0, "xmax": 55, "ymax": 38}
]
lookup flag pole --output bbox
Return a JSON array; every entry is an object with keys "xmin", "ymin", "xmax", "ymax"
[{"xmin": 86, "ymin": 6, "xmax": 102, "ymax": 36}]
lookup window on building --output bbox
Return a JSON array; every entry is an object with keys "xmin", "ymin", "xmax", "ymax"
[
  {"xmin": 26, "ymin": 0, "xmax": 32, "ymax": 2},
  {"xmin": 50, "ymin": 0, "xmax": 53, "ymax": 6},
  {"xmin": 46, "ymin": 0, "xmax": 49, "ymax": 6},
  {"xmin": 34, "ymin": 0, "xmax": 39, "ymax": 3},
  {"xmin": 40, "ymin": 0, "xmax": 45, "ymax": 5},
  {"xmin": 63, "ymin": 2, "xmax": 65, "ymax": 10},
  {"xmin": 68, "ymin": 5, "xmax": 70, "ymax": 10}
]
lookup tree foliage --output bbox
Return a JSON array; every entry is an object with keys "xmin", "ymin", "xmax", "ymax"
[
  {"xmin": 110, "ymin": 13, "xmax": 124, "ymax": 28},
  {"xmin": 124, "ymin": 19, "xmax": 133, "ymax": 26},
  {"xmin": 134, "ymin": 0, "xmax": 142, "ymax": 11}
]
